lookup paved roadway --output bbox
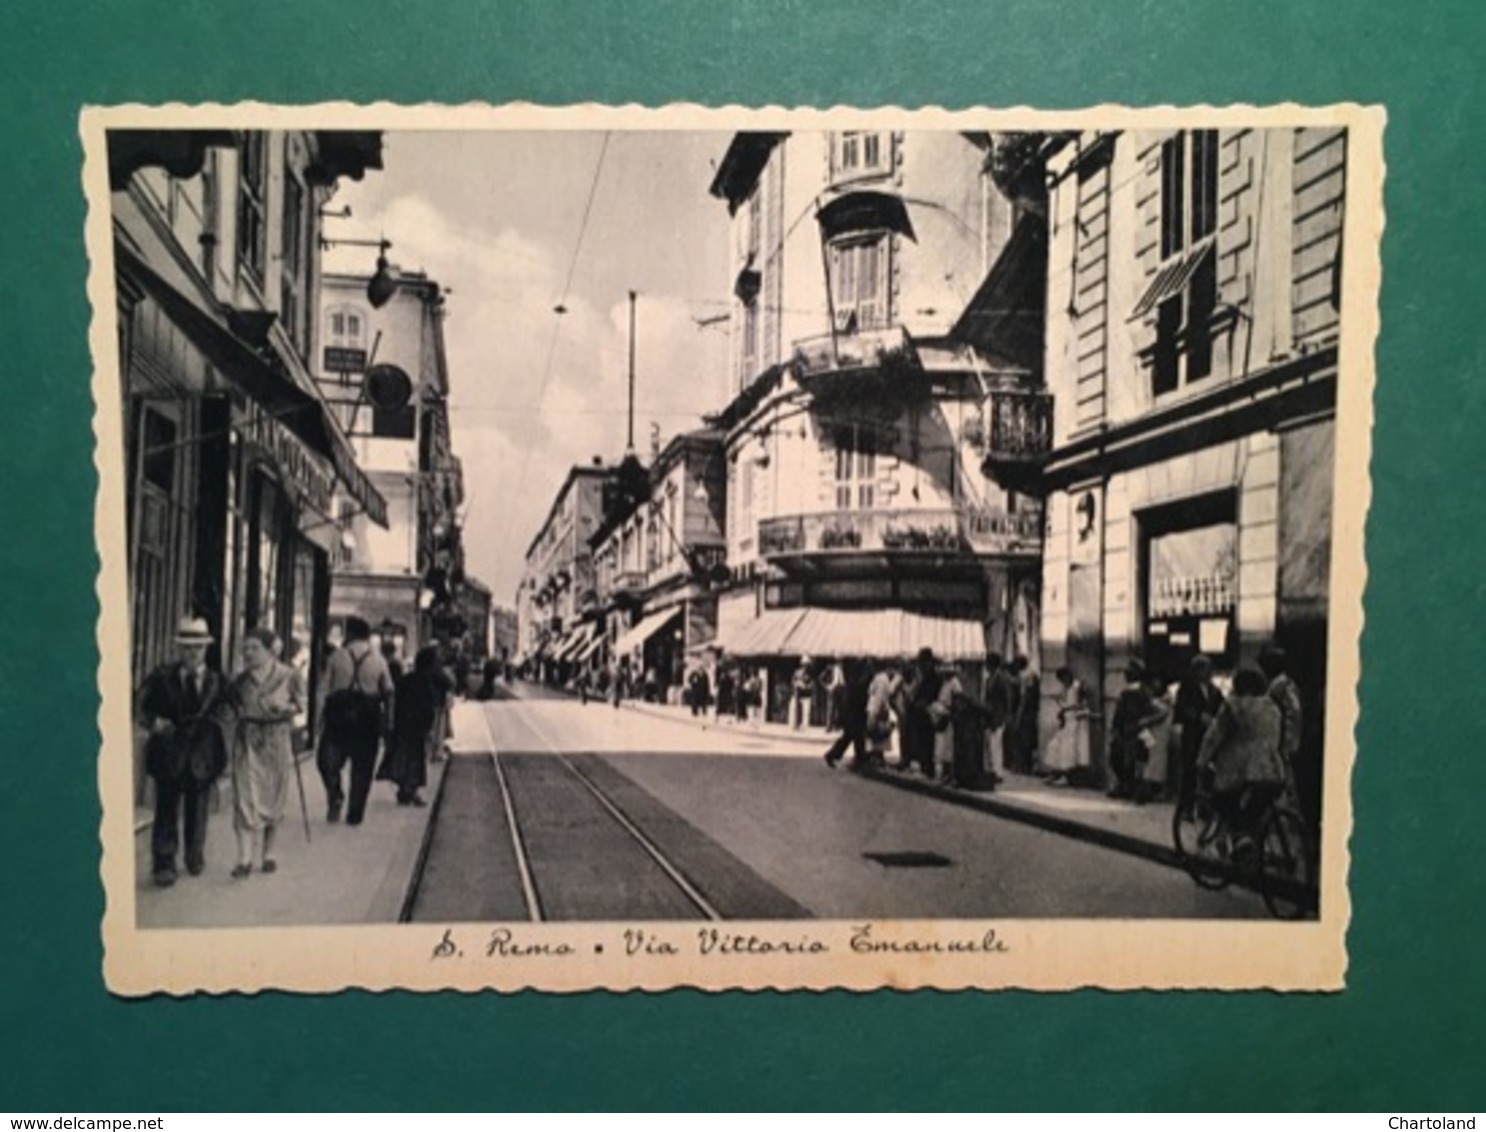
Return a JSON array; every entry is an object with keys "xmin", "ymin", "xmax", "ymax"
[{"xmin": 408, "ymin": 685, "xmax": 1269, "ymax": 921}]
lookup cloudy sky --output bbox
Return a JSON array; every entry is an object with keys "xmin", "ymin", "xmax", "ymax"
[{"xmin": 322, "ymin": 130, "xmax": 736, "ymax": 606}]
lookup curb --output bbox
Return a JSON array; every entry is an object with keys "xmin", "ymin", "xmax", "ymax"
[
  {"xmin": 618, "ymin": 700, "xmax": 827, "ymax": 749},
  {"xmin": 859, "ymin": 767, "xmax": 1185, "ymax": 872}
]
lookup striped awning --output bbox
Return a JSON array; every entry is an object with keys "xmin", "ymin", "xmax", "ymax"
[
  {"xmin": 577, "ymin": 631, "xmax": 608, "ymax": 663},
  {"xmin": 719, "ymin": 607, "xmax": 987, "ymax": 661},
  {"xmin": 614, "ymin": 607, "xmax": 683, "ymax": 656},
  {"xmin": 1129, "ymin": 239, "xmax": 1215, "ymax": 320},
  {"xmin": 715, "ymin": 608, "xmax": 806, "ymax": 657},
  {"xmin": 554, "ymin": 623, "xmax": 598, "ymax": 662}
]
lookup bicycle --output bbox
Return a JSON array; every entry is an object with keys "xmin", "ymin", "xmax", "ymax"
[{"xmin": 1172, "ymin": 779, "xmax": 1317, "ymax": 920}]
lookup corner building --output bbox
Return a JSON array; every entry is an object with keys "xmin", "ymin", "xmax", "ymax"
[{"xmin": 707, "ymin": 130, "xmax": 1048, "ymax": 724}]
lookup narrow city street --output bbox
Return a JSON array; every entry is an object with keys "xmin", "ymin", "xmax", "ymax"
[{"xmin": 403, "ymin": 683, "xmax": 1269, "ymax": 922}]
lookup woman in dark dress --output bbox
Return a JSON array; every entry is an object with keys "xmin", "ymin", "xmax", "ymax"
[{"xmin": 380, "ymin": 646, "xmax": 445, "ymax": 806}]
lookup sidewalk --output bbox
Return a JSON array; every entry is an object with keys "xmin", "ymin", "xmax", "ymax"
[
  {"xmin": 134, "ymin": 748, "xmax": 447, "ymax": 929},
  {"xmin": 618, "ymin": 697, "xmax": 1181, "ymax": 868}
]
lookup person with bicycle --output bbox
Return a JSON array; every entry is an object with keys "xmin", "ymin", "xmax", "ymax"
[{"xmin": 1194, "ymin": 667, "xmax": 1288, "ymax": 855}]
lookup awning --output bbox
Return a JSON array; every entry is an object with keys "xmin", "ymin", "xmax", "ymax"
[
  {"xmin": 1129, "ymin": 239, "xmax": 1215, "ymax": 321},
  {"xmin": 816, "ymin": 190, "xmax": 917, "ymax": 243},
  {"xmin": 114, "ymin": 239, "xmax": 388, "ymax": 528},
  {"xmin": 614, "ymin": 607, "xmax": 683, "ymax": 656},
  {"xmin": 554, "ymin": 623, "xmax": 598, "ymax": 662},
  {"xmin": 715, "ymin": 608, "xmax": 808, "ymax": 657},
  {"xmin": 719, "ymin": 607, "xmax": 987, "ymax": 661},
  {"xmin": 577, "ymin": 631, "xmax": 608, "ymax": 663}
]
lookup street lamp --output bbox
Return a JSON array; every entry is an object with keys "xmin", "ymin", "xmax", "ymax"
[{"xmin": 320, "ymin": 235, "xmax": 397, "ymax": 309}]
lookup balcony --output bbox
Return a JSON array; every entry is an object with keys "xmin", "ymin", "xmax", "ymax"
[
  {"xmin": 758, "ymin": 505, "xmax": 1041, "ymax": 566},
  {"xmin": 612, "ymin": 569, "xmax": 647, "ymax": 595},
  {"xmin": 789, "ymin": 326, "xmax": 917, "ymax": 398},
  {"xmin": 974, "ymin": 388, "xmax": 1053, "ymax": 492}
]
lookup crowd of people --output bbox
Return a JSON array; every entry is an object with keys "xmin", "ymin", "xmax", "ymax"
[{"xmin": 136, "ymin": 615, "xmax": 464, "ymax": 888}]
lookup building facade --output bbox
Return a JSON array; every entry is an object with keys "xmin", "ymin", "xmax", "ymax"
[
  {"xmin": 514, "ymin": 462, "xmax": 613, "ymax": 681},
  {"xmin": 588, "ymin": 430, "xmax": 728, "ymax": 697},
  {"xmin": 706, "ymin": 130, "xmax": 1048, "ymax": 723},
  {"xmin": 1030, "ymin": 127, "xmax": 1345, "ymax": 809},
  {"xmin": 109, "ymin": 128, "xmax": 386, "ymax": 800},
  {"xmin": 315, "ymin": 268, "xmax": 466, "ymax": 664}
]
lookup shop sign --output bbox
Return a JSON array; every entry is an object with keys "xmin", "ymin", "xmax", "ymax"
[
  {"xmin": 324, "ymin": 346, "xmax": 368, "ymax": 373},
  {"xmin": 240, "ymin": 407, "xmax": 333, "ymax": 519}
]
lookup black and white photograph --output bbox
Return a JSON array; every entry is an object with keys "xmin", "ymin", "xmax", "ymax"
[{"xmin": 87, "ymin": 104, "xmax": 1380, "ymax": 994}]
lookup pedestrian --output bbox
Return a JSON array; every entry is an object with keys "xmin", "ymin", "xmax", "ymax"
[
  {"xmin": 899, "ymin": 647, "xmax": 943, "ymax": 777},
  {"xmin": 824, "ymin": 660, "xmax": 872, "ymax": 769},
  {"xmin": 1007, "ymin": 655, "xmax": 1041, "ymax": 774},
  {"xmin": 378, "ymin": 645, "xmax": 443, "ymax": 807},
  {"xmin": 825, "ymin": 660, "xmax": 847, "ymax": 732},
  {"xmin": 716, "ymin": 664, "xmax": 736, "ymax": 721},
  {"xmin": 860, "ymin": 661, "xmax": 895, "ymax": 769},
  {"xmin": 317, "ymin": 616, "xmax": 394, "ymax": 827},
  {"xmin": 478, "ymin": 656, "xmax": 500, "ymax": 701},
  {"xmin": 1109, "ymin": 661, "xmax": 1165, "ymax": 801},
  {"xmin": 1259, "ymin": 645, "xmax": 1306, "ymax": 814},
  {"xmin": 1196, "ymin": 667, "xmax": 1287, "ymax": 852},
  {"xmin": 1139, "ymin": 672, "xmax": 1175, "ymax": 803},
  {"xmin": 790, "ymin": 657, "xmax": 815, "ymax": 730},
  {"xmin": 687, "ymin": 665, "xmax": 712, "ymax": 718},
  {"xmin": 980, "ymin": 652, "xmax": 1015, "ymax": 782},
  {"xmin": 610, "ymin": 659, "xmax": 624, "ymax": 710},
  {"xmin": 1174, "ymin": 654, "xmax": 1225, "ymax": 817},
  {"xmin": 1044, "ymin": 666, "xmax": 1093, "ymax": 786},
  {"xmin": 380, "ymin": 639, "xmax": 404, "ymax": 684},
  {"xmin": 931, "ymin": 662, "xmax": 961, "ymax": 784},
  {"xmin": 228, "ymin": 627, "xmax": 305, "ymax": 878},
  {"xmin": 136, "ymin": 617, "xmax": 232, "ymax": 887},
  {"xmin": 739, "ymin": 667, "xmax": 760, "ymax": 725}
]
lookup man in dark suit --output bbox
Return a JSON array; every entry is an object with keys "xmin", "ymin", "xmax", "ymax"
[{"xmin": 136, "ymin": 617, "xmax": 231, "ymax": 887}]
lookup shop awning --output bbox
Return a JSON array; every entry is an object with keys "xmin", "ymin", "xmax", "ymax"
[
  {"xmin": 554, "ymin": 622, "xmax": 598, "ymax": 662},
  {"xmin": 577, "ymin": 631, "xmax": 608, "ymax": 663},
  {"xmin": 718, "ymin": 607, "xmax": 988, "ymax": 661},
  {"xmin": 614, "ymin": 607, "xmax": 683, "ymax": 656},
  {"xmin": 785, "ymin": 607, "xmax": 987, "ymax": 661},
  {"xmin": 715, "ymin": 608, "xmax": 808, "ymax": 657},
  {"xmin": 114, "ymin": 238, "xmax": 388, "ymax": 528}
]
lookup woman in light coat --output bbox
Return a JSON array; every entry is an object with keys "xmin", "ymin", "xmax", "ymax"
[{"xmin": 229, "ymin": 628, "xmax": 305, "ymax": 878}]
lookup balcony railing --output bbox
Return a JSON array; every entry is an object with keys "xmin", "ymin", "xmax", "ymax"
[
  {"xmin": 973, "ymin": 388, "xmax": 1053, "ymax": 491},
  {"xmin": 790, "ymin": 326, "xmax": 913, "ymax": 385},
  {"xmin": 758, "ymin": 505, "xmax": 1042, "ymax": 561}
]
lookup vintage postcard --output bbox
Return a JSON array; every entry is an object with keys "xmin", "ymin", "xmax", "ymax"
[{"xmin": 86, "ymin": 102, "xmax": 1382, "ymax": 994}]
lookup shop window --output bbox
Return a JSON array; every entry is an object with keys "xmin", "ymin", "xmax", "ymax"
[
  {"xmin": 1139, "ymin": 493, "xmax": 1239, "ymax": 680},
  {"xmin": 237, "ymin": 133, "xmax": 268, "ymax": 282},
  {"xmin": 1145, "ymin": 131, "xmax": 1220, "ymax": 397},
  {"xmin": 829, "ymin": 235, "xmax": 889, "ymax": 332}
]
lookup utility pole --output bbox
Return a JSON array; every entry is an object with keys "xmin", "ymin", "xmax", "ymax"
[{"xmin": 627, "ymin": 289, "xmax": 637, "ymax": 453}]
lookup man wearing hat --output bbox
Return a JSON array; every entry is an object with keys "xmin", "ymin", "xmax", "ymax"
[{"xmin": 136, "ymin": 617, "xmax": 231, "ymax": 887}]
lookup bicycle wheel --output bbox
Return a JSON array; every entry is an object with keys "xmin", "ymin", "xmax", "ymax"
[
  {"xmin": 1172, "ymin": 795, "xmax": 1230, "ymax": 890},
  {"xmin": 1258, "ymin": 806, "xmax": 1317, "ymax": 920}
]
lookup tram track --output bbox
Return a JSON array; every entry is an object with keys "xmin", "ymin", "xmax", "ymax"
[{"xmin": 401, "ymin": 701, "xmax": 806, "ymax": 923}]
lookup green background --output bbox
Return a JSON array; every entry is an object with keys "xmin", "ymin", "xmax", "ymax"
[{"xmin": 0, "ymin": 0, "xmax": 1480, "ymax": 1112}]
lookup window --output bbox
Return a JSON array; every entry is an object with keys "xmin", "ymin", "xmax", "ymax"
[
  {"xmin": 830, "ymin": 236, "xmax": 889, "ymax": 332},
  {"xmin": 831, "ymin": 131, "xmax": 890, "ymax": 182},
  {"xmin": 833, "ymin": 425, "xmax": 877, "ymax": 511},
  {"xmin": 324, "ymin": 305, "xmax": 369, "ymax": 381},
  {"xmin": 237, "ymin": 133, "xmax": 268, "ymax": 281},
  {"xmin": 1150, "ymin": 130, "xmax": 1220, "ymax": 397},
  {"xmin": 281, "ymin": 174, "xmax": 307, "ymax": 351}
]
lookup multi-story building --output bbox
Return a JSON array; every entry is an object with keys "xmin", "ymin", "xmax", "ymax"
[
  {"xmin": 705, "ymin": 129, "xmax": 1047, "ymax": 723},
  {"xmin": 588, "ymin": 429, "xmax": 727, "ymax": 695},
  {"xmin": 1027, "ymin": 126, "xmax": 1346, "ymax": 810},
  {"xmin": 109, "ymin": 128, "xmax": 386, "ymax": 800},
  {"xmin": 314, "ymin": 267, "xmax": 465, "ymax": 664},
  {"xmin": 491, "ymin": 605, "xmax": 519, "ymax": 667},
  {"xmin": 514, "ymin": 461, "xmax": 614, "ymax": 681}
]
